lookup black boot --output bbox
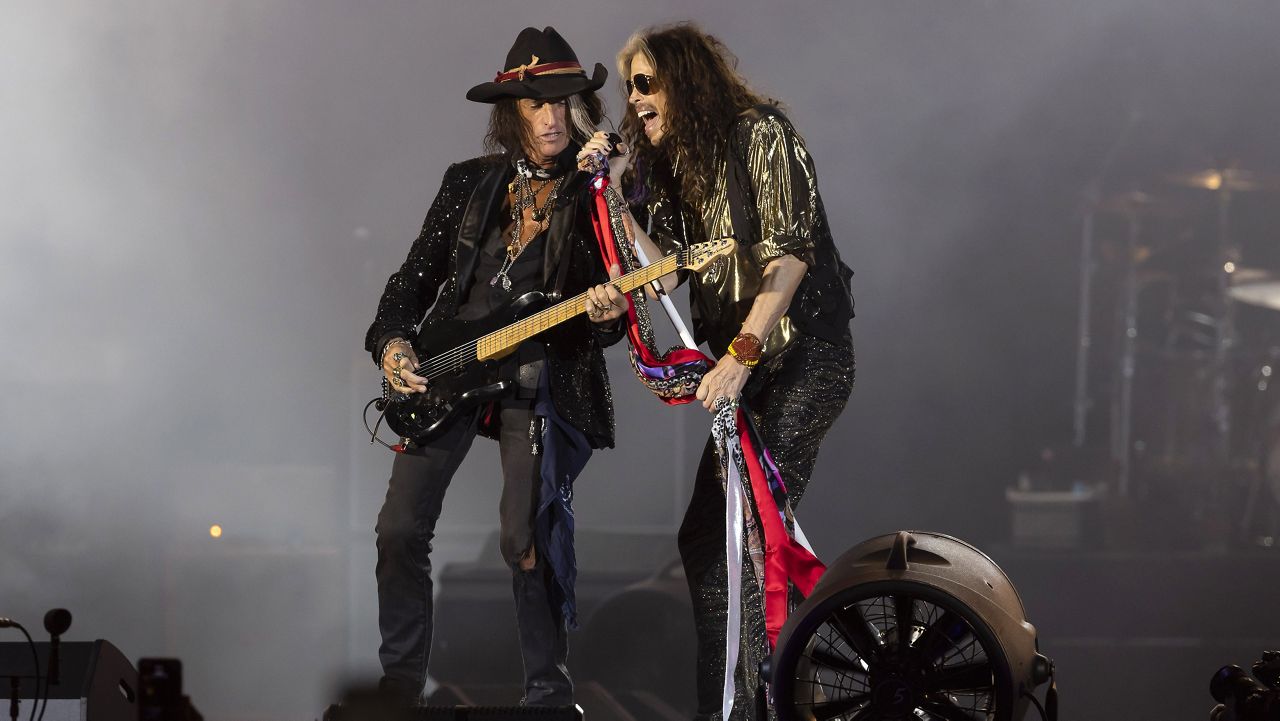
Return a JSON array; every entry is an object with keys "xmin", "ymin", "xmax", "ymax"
[{"xmin": 512, "ymin": 562, "xmax": 573, "ymax": 705}]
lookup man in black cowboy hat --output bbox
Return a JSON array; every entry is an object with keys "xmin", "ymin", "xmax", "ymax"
[{"xmin": 363, "ymin": 26, "xmax": 628, "ymax": 705}]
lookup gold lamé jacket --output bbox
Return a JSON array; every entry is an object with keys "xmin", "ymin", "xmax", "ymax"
[
  {"xmin": 364, "ymin": 153, "xmax": 622, "ymax": 449},
  {"xmin": 645, "ymin": 105, "xmax": 855, "ymax": 359}
]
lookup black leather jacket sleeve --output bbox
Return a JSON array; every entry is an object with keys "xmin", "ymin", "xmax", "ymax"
[
  {"xmin": 363, "ymin": 162, "xmax": 471, "ymax": 364},
  {"xmin": 590, "ymin": 316, "xmax": 627, "ymax": 348}
]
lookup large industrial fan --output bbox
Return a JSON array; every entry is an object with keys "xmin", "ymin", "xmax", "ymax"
[{"xmin": 771, "ymin": 531, "xmax": 1056, "ymax": 721}]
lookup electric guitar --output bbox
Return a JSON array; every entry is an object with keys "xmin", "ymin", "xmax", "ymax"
[{"xmin": 380, "ymin": 236, "xmax": 736, "ymax": 444}]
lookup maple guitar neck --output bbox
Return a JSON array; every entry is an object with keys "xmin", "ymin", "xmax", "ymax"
[{"xmin": 475, "ymin": 252, "xmax": 680, "ymax": 361}]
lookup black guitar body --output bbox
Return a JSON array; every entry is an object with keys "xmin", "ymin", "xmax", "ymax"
[{"xmin": 384, "ymin": 292, "xmax": 550, "ymax": 445}]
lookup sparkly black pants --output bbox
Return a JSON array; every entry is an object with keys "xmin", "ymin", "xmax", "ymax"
[
  {"xmin": 680, "ymin": 334, "xmax": 855, "ymax": 721},
  {"xmin": 374, "ymin": 403, "xmax": 572, "ymax": 704}
]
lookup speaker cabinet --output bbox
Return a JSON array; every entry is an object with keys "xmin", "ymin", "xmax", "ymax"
[{"xmin": 0, "ymin": 639, "xmax": 137, "ymax": 721}]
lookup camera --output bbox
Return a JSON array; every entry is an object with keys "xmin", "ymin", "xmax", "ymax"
[
  {"xmin": 1210, "ymin": 652, "xmax": 1280, "ymax": 721},
  {"xmin": 138, "ymin": 658, "xmax": 203, "ymax": 721}
]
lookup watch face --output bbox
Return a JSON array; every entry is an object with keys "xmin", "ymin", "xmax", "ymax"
[{"xmin": 730, "ymin": 333, "xmax": 762, "ymax": 361}]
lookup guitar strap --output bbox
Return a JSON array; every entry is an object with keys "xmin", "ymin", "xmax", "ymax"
[{"xmin": 551, "ymin": 212, "xmax": 574, "ymax": 301}]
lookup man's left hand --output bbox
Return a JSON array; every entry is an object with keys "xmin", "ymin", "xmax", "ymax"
[
  {"xmin": 695, "ymin": 353, "xmax": 752, "ymax": 411},
  {"xmin": 586, "ymin": 264, "xmax": 628, "ymax": 324}
]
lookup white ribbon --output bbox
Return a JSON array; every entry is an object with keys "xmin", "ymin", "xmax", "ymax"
[{"xmin": 714, "ymin": 401, "xmax": 746, "ymax": 720}]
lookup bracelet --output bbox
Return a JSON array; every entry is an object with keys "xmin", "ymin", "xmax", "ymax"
[
  {"xmin": 727, "ymin": 332, "xmax": 763, "ymax": 368},
  {"xmin": 380, "ymin": 338, "xmax": 412, "ymax": 368}
]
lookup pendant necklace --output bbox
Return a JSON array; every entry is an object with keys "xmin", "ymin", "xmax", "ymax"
[{"xmin": 492, "ymin": 172, "xmax": 563, "ymax": 291}]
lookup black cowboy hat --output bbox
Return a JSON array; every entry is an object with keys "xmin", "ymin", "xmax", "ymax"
[{"xmin": 466, "ymin": 26, "xmax": 607, "ymax": 103}]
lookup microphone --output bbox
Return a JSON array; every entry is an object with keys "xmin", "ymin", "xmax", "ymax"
[
  {"xmin": 43, "ymin": 608, "xmax": 71, "ymax": 687},
  {"xmin": 604, "ymin": 132, "xmax": 625, "ymax": 159},
  {"xmin": 581, "ymin": 132, "xmax": 627, "ymax": 173}
]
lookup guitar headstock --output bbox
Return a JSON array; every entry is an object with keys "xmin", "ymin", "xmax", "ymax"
[{"xmin": 681, "ymin": 236, "xmax": 737, "ymax": 272}]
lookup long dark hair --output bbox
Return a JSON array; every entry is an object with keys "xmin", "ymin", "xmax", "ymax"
[
  {"xmin": 483, "ymin": 91, "xmax": 604, "ymax": 157},
  {"xmin": 617, "ymin": 23, "xmax": 775, "ymax": 208}
]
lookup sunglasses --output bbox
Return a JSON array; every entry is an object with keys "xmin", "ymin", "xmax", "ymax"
[{"xmin": 626, "ymin": 73, "xmax": 657, "ymax": 95}]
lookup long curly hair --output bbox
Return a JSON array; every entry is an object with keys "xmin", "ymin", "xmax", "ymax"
[
  {"xmin": 617, "ymin": 23, "xmax": 775, "ymax": 208},
  {"xmin": 483, "ymin": 91, "xmax": 603, "ymax": 157}
]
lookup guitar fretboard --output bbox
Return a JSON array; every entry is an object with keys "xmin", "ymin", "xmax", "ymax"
[{"xmin": 475, "ymin": 252, "xmax": 681, "ymax": 361}]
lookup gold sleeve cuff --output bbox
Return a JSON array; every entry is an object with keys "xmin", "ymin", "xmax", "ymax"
[{"xmin": 750, "ymin": 239, "xmax": 815, "ymax": 268}]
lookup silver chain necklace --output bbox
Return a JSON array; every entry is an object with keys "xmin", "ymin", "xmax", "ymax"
[{"xmin": 492, "ymin": 173, "xmax": 563, "ymax": 291}]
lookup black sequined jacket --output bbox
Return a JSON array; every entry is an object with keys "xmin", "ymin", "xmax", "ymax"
[{"xmin": 364, "ymin": 153, "xmax": 621, "ymax": 449}]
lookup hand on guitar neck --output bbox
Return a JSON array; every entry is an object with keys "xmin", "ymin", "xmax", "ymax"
[
  {"xmin": 585, "ymin": 264, "xmax": 628, "ymax": 324},
  {"xmin": 374, "ymin": 236, "xmax": 736, "ymax": 445},
  {"xmin": 382, "ymin": 338, "xmax": 429, "ymax": 394}
]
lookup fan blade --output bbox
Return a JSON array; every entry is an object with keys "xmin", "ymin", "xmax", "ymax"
[
  {"xmin": 808, "ymin": 695, "xmax": 871, "ymax": 721},
  {"xmin": 920, "ymin": 695, "xmax": 981, "ymax": 721},
  {"xmin": 929, "ymin": 661, "xmax": 994, "ymax": 691},
  {"xmin": 893, "ymin": 593, "xmax": 915, "ymax": 654},
  {"xmin": 827, "ymin": 603, "xmax": 883, "ymax": 664},
  {"xmin": 808, "ymin": 645, "xmax": 869, "ymax": 675},
  {"xmin": 912, "ymin": 610, "xmax": 969, "ymax": 662}
]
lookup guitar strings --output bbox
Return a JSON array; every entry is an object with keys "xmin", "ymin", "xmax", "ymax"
[
  {"xmin": 415, "ymin": 251, "xmax": 684, "ymax": 377},
  {"xmin": 413, "ymin": 291, "xmax": 588, "ymax": 378},
  {"xmin": 409, "ymin": 251, "xmax": 685, "ymax": 379}
]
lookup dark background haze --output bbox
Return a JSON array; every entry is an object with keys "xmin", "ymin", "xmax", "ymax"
[{"xmin": 5, "ymin": 1, "xmax": 1280, "ymax": 717}]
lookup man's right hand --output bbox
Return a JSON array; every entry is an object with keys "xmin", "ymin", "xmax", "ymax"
[
  {"xmin": 382, "ymin": 339, "xmax": 428, "ymax": 394},
  {"xmin": 576, "ymin": 131, "xmax": 629, "ymax": 187}
]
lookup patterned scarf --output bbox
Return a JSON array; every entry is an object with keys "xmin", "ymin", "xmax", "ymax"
[{"xmin": 588, "ymin": 174, "xmax": 712, "ymax": 401}]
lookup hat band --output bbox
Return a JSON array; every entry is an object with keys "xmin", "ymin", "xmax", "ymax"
[{"xmin": 494, "ymin": 59, "xmax": 586, "ymax": 83}]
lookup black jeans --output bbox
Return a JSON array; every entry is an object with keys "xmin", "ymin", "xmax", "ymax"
[{"xmin": 374, "ymin": 401, "xmax": 572, "ymax": 704}]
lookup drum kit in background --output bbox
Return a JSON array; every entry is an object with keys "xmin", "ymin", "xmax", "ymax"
[{"xmin": 1072, "ymin": 164, "xmax": 1280, "ymax": 547}]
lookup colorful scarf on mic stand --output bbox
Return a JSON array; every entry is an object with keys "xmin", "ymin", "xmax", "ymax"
[
  {"xmin": 588, "ymin": 172, "xmax": 827, "ymax": 719},
  {"xmin": 589, "ymin": 175, "xmax": 710, "ymax": 402}
]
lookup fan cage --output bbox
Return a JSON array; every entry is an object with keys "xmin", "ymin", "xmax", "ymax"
[{"xmin": 773, "ymin": 579, "xmax": 1018, "ymax": 721}]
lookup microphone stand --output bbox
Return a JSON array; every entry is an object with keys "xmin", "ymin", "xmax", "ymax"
[
  {"xmin": 40, "ymin": 609, "xmax": 72, "ymax": 721},
  {"xmin": 0, "ymin": 617, "xmax": 40, "ymax": 721},
  {"xmin": 1072, "ymin": 103, "xmax": 1142, "ymax": 497},
  {"xmin": 631, "ymin": 233, "xmax": 699, "ymax": 350}
]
